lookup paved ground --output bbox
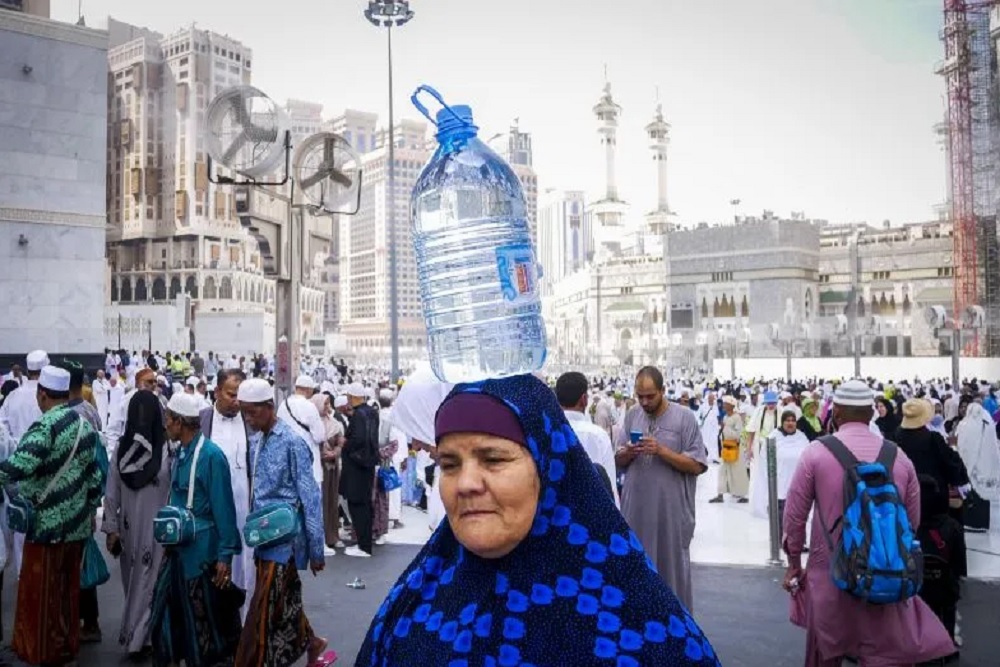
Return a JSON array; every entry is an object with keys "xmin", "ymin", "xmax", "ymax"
[{"xmin": 0, "ymin": 544, "xmax": 995, "ymax": 666}]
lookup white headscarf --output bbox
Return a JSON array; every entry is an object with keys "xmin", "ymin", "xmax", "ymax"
[
  {"xmin": 956, "ymin": 402, "xmax": 1000, "ymax": 501},
  {"xmin": 390, "ymin": 362, "xmax": 454, "ymax": 447}
]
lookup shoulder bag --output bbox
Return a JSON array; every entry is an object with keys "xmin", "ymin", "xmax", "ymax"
[
  {"xmin": 7, "ymin": 418, "xmax": 84, "ymax": 535},
  {"xmin": 153, "ymin": 436, "xmax": 205, "ymax": 546},
  {"xmin": 243, "ymin": 435, "xmax": 301, "ymax": 549}
]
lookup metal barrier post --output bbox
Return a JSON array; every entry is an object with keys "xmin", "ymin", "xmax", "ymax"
[{"xmin": 766, "ymin": 434, "xmax": 783, "ymax": 566}]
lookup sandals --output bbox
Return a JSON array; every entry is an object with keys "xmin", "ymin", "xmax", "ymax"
[
  {"xmin": 308, "ymin": 637, "xmax": 338, "ymax": 666},
  {"xmin": 309, "ymin": 650, "xmax": 338, "ymax": 666}
]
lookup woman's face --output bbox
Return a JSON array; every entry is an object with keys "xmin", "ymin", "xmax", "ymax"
[
  {"xmin": 437, "ymin": 432, "xmax": 540, "ymax": 559},
  {"xmin": 781, "ymin": 415, "xmax": 797, "ymax": 435},
  {"xmin": 876, "ymin": 401, "xmax": 888, "ymax": 418}
]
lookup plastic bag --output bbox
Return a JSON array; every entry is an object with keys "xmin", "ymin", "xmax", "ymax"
[{"xmin": 80, "ymin": 536, "xmax": 110, "ymax": 589}]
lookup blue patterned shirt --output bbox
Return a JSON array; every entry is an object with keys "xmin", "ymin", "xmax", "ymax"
[{"xmin": 248, "ymin": 419, "xmax": 324, "ymax": 567}]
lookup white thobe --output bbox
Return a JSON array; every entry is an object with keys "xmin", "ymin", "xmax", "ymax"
[
  {"xmin": 277, "ymin": 395, "xmax": 326, "ymax": 485},
  {"xmin": 381, "ymin": 407, "xmax": 409, "ymax": 522},
  {"xmin": 92, "ymin": 378, "xmax": 111, "ymax": 429},
  {"xmin": 210, "ymin": 410, "xmax": 254, "ymax": 619},
  {"xmin": 564, "ymin": 410, "xmax": 620, "ymax": 507},
  {"xmin": 105, "ymin": 386, "xmax": 131, "ymax": 456},
  {"xmin": 697, "ymin": 402, "xmax": 721, "ymax": 461},
  {"xmin": 0, "ymin": 380, "xmax": 41, "ymax": 442}
]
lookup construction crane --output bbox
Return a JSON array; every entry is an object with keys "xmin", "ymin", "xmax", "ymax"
[{"xmin": 938, "ymin": 0, "xmax": 998, "ymax": 355}]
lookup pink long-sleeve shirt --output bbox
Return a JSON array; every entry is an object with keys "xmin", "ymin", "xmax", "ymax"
[{"xmin": 782, "ymin": 422, "xmax": 954, "ymax": 666}]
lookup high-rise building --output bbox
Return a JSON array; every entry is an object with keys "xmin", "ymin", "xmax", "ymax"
[
  {"xmin": 104, "ymin": 20, "xmax": 325, "ymax": 353},
  {"xmin": 337, "ymin": 116, "xmax": 430, "ymax": 359},
  {"xmin": 285, "ymin": 98, "xmax": 324, "ymax": 147},
  {"xmin": 538, "ymin": 189, "xmax": 588, "ymax": 294},
  {"xmin": 495, "ymin": 121, "xmax": 539, "ymax": 247}
]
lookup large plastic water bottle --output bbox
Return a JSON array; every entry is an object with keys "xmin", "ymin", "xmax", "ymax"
[{"xmin": 410, "ymin": 86, "xmax": 546, "ymax": 383}]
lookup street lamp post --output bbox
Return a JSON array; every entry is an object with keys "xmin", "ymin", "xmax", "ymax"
[{"xmin": 365, "ymin": 0, "xmax": 414, "ymax": 383}]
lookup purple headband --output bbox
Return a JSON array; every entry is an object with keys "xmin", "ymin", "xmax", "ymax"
[{"xmin": 435, "ymin": 393, "xmax": 527, "ymax": 447}]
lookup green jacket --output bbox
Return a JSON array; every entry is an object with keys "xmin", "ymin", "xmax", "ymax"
[{"xmin": 0, "ymin": 404, "xmax": 103, "ymax": 543}]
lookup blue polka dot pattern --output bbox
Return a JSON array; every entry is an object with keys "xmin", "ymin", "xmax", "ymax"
[{"xmin": 356, "ymin": 374, "xmax": 720, "ymax": 666}]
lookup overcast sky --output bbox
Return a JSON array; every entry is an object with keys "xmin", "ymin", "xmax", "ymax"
[{"xmin": 55, "ymin": 0, "xmax": 947, "ymax": 227}]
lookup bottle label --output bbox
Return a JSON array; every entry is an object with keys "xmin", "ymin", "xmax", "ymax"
[{"xmin": 496, "ymin": 244, "xmax": 538, "ymax": 302}]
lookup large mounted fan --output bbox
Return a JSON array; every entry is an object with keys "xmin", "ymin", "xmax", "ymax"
[
  {"xmin": 206, "ymin": 86, "xmax": 289, "ymax": 181},
  {"xmin": 294, "ymin": 133, "xmax": 362, "ymax": 215}
]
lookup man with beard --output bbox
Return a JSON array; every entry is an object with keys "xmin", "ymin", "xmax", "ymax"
[
  {"xmin": 614, "ymin": 366, "xmax": 708, "ymax": 610},
  {"xmin": 198, "ymin": 369, "xmax": 254, "ymax": 619}
]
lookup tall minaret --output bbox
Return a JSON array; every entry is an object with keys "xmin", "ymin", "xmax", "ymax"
[
  {"xmin": 589, "ymin": 77, "xmax": 628, "ymax": 261},
  {"xmin": 645, "ymin": 102, "xmax": 674, "ymax": 235},
  {"xmin": 594, "ymin": 80, "xmax": 622, "ymax": 202}
]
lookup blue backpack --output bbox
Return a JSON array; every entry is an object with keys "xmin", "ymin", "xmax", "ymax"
[{"xmin": 817, "ymin": 436, "xmax": 923, "ymax": 604}]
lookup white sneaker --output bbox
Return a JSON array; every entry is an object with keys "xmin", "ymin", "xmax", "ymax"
[
  {"xmin": 344, "ymin": 546, "xmax": 371, "ymax": 558},
  {"xmin": 323, "ymin": 546, "xmax": 337, "ymax": 557},
  {"xmin": 375, "ymin": 535, "xmax": 387, "ymax": 546}
]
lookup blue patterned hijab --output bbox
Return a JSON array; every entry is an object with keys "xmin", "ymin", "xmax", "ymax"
[{"xmin": 356, "ymin": 374, "xmax": 719, "ymax": 666}]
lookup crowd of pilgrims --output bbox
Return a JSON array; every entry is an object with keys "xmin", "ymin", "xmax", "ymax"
[{"xmin": 0, "ymin": 346, "xmax": 996, "ymax": 666}]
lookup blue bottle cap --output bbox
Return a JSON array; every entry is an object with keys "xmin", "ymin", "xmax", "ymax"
[{"xmin": 436, "ymin": 105, "xmax": 478, "ymax": 135}]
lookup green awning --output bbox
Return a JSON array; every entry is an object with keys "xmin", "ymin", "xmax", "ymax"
[
  {"xmin": 604, "ymin": 301, "xmax": 646, "ymax": 313},
  {"xmin": 819, "ymin": 290, "xmax": 850, "ymax": 304},
  {"xmin": 916, "ymin": 286, "xmax": 953, "ymax": 304}
]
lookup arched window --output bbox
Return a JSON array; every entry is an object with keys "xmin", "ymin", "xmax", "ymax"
[
  {"xmin": 110, "ymin": 280, "xmax": 119, "ymax": 302},
  {"xmin": 879, "ymin": 293, "xmax": 889, "ymax": 314},
  {"xmin": 712, "ymin": 297, "xmax": 720, "ymax": 318},
  {"xmin": 169, "ymin": 277, "xmax": 181, "ymax": 299},
  {"xmin": 701, "ymin": 298, "xmax": 709, "ymax": 319},
  {"xmin": 135, "ymin": 278, "xmax": 148, "ymax": 301},
  {"xmin": 220, "ymin": 277, "xmax": 233, "ymax": 299},
  {"xmin": 121, "ymin": 279, "xmax": 133, "ymax": 302},
  {"xmin": 184, "ymin": 276, "xmax": 198, "ymax": 299},
  {"xmin": 857, "ymin": 296, "xmax": 866, "ymax": 317},
  {"xmin": 902, "ymin": 293, "xmax": 911, "ymax": 315},
  {"xmin": 870, "ymin": 294, "xmax": 879, "ymax": 316},
  {"xmin": 741, "ymin": 295, "xmax": 750, "ymax": 317},
  {"xmin": 204, "ymin": 277, "xmax": 218, "ymax": 299},
  {"xmin": 152, "ymin": 277, "xmax": 166, "ymax": 301},
  {"xmin": 236, "ymin": 281, "xmax": 243, "ymax": 301}
]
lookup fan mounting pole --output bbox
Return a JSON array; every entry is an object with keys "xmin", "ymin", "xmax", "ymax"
[{"xmin": 366, "ymin": 0, "xmax": 414, "ymax": 382}]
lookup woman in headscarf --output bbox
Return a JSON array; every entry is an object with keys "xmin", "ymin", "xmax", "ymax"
[
  {"xmin": 797, "ymin": 397, "xmax": 823, "ymax": 442},
  {"xmin": 874, "ymin": 397, "xmax": 901, "ymax": 439},
  {"xmin": 310, "ymin": 392, "xmax": 344, "ymax": 550},
  {"xmin": 956, "ymin": 401, "xmax": 1000, "ymax": 531},
  {"xmin": 770, "ymin": 410, "xmax": 810, "ymax": 540},
  {"xmin": 102, "ymin": 390, "xmax": 172, "ymax": 660},
  {"xmin": 356, "ymin": 374, "xmax": 719, "ymax": 666},
  {"xmin": 894, "ymin": 399, "xmax": 968, "ymax": 510}
]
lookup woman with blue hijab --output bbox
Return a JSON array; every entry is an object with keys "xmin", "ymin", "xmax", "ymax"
[{"xmin": 356, "ymin": 374, "xmax": 718, "ymax": 666}]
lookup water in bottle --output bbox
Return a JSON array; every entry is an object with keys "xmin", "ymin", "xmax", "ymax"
[{"xmin": 410, "ymin": 86, "xmax": 546, "ymax": 383}]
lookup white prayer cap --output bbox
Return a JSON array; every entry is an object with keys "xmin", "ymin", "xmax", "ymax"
[
  {"xmin": 722, "ymin": 395, "xmax": 738, "ymax": 407},
  {"xmin": 780, "ymin": 391, "xmax": 792, "ymax": 399},
  {"xmin": 156, "ymin": 374, "xmax": 167, "ymax": 385},
  {"xmin": 320, "ymin": 381, "xmax": 336, "ymax": 395},
  {"xmin": 172, "ymin": 382, "xmax": 184, "ymax": 395},
  {"xmin": 333, "ymin": 395, "xmax": 349, "ymax": 408},
  {"xmin": 38, "ymin": 365, "xmax": 70, "ymax": 392},
  {"xmin": 26, "ymin": 350, "xmax": 49, "ymax": 371},
  {"xmin": 379, "ymin": 388, "xmax": 395, "ymax": 401},
  {"xmin": 833, "ymin": 380, "xmax": 875, "ymax": 407},
  {"xmin": 166, "ymin": 392, "xmax": 201, "ymax": 418},
  {"xmin": 237, "ymin": 378, "xmax": 274, "ymax": 404},
  {"xmin": 345, "ymin": 382, "xmax": 365, "ymax": 398},
  {"xmin": 186, "ymin": 376, "xmax": 201, "ymax": 387},
  {"xmin": 294, "ymin": 374, "xmax": 317, "ymax": 390}
]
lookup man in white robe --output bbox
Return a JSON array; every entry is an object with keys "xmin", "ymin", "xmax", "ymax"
[
  {"xmin": 277, "ymin": 375, "xmax": 327, "ymax": 487},
  {"xmin": 377, "ymin": 389, "xmax": 409, "ymax": 530},
  {"xmin": 92, "ymin": 369, "xmax": 111, "ymax": 430},
  {"xmin": 0, "ymin": 349, "xmax": 47, "ymax": 441},
  {"xmin": 698, "ymin": 391, "xmax": 721, "ymax": 463},
  {"xmin": 198, "ymin": 369, "xmax": 254, "ymax": 618},
  {"xmin": 0, "ymin": 349, "xmax": 48, "ymax": 577}
]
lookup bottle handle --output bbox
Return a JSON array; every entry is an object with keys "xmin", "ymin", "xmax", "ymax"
[{"xmin": 411, "ymin": 85, "xmax": 468, "ymax": 129}]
